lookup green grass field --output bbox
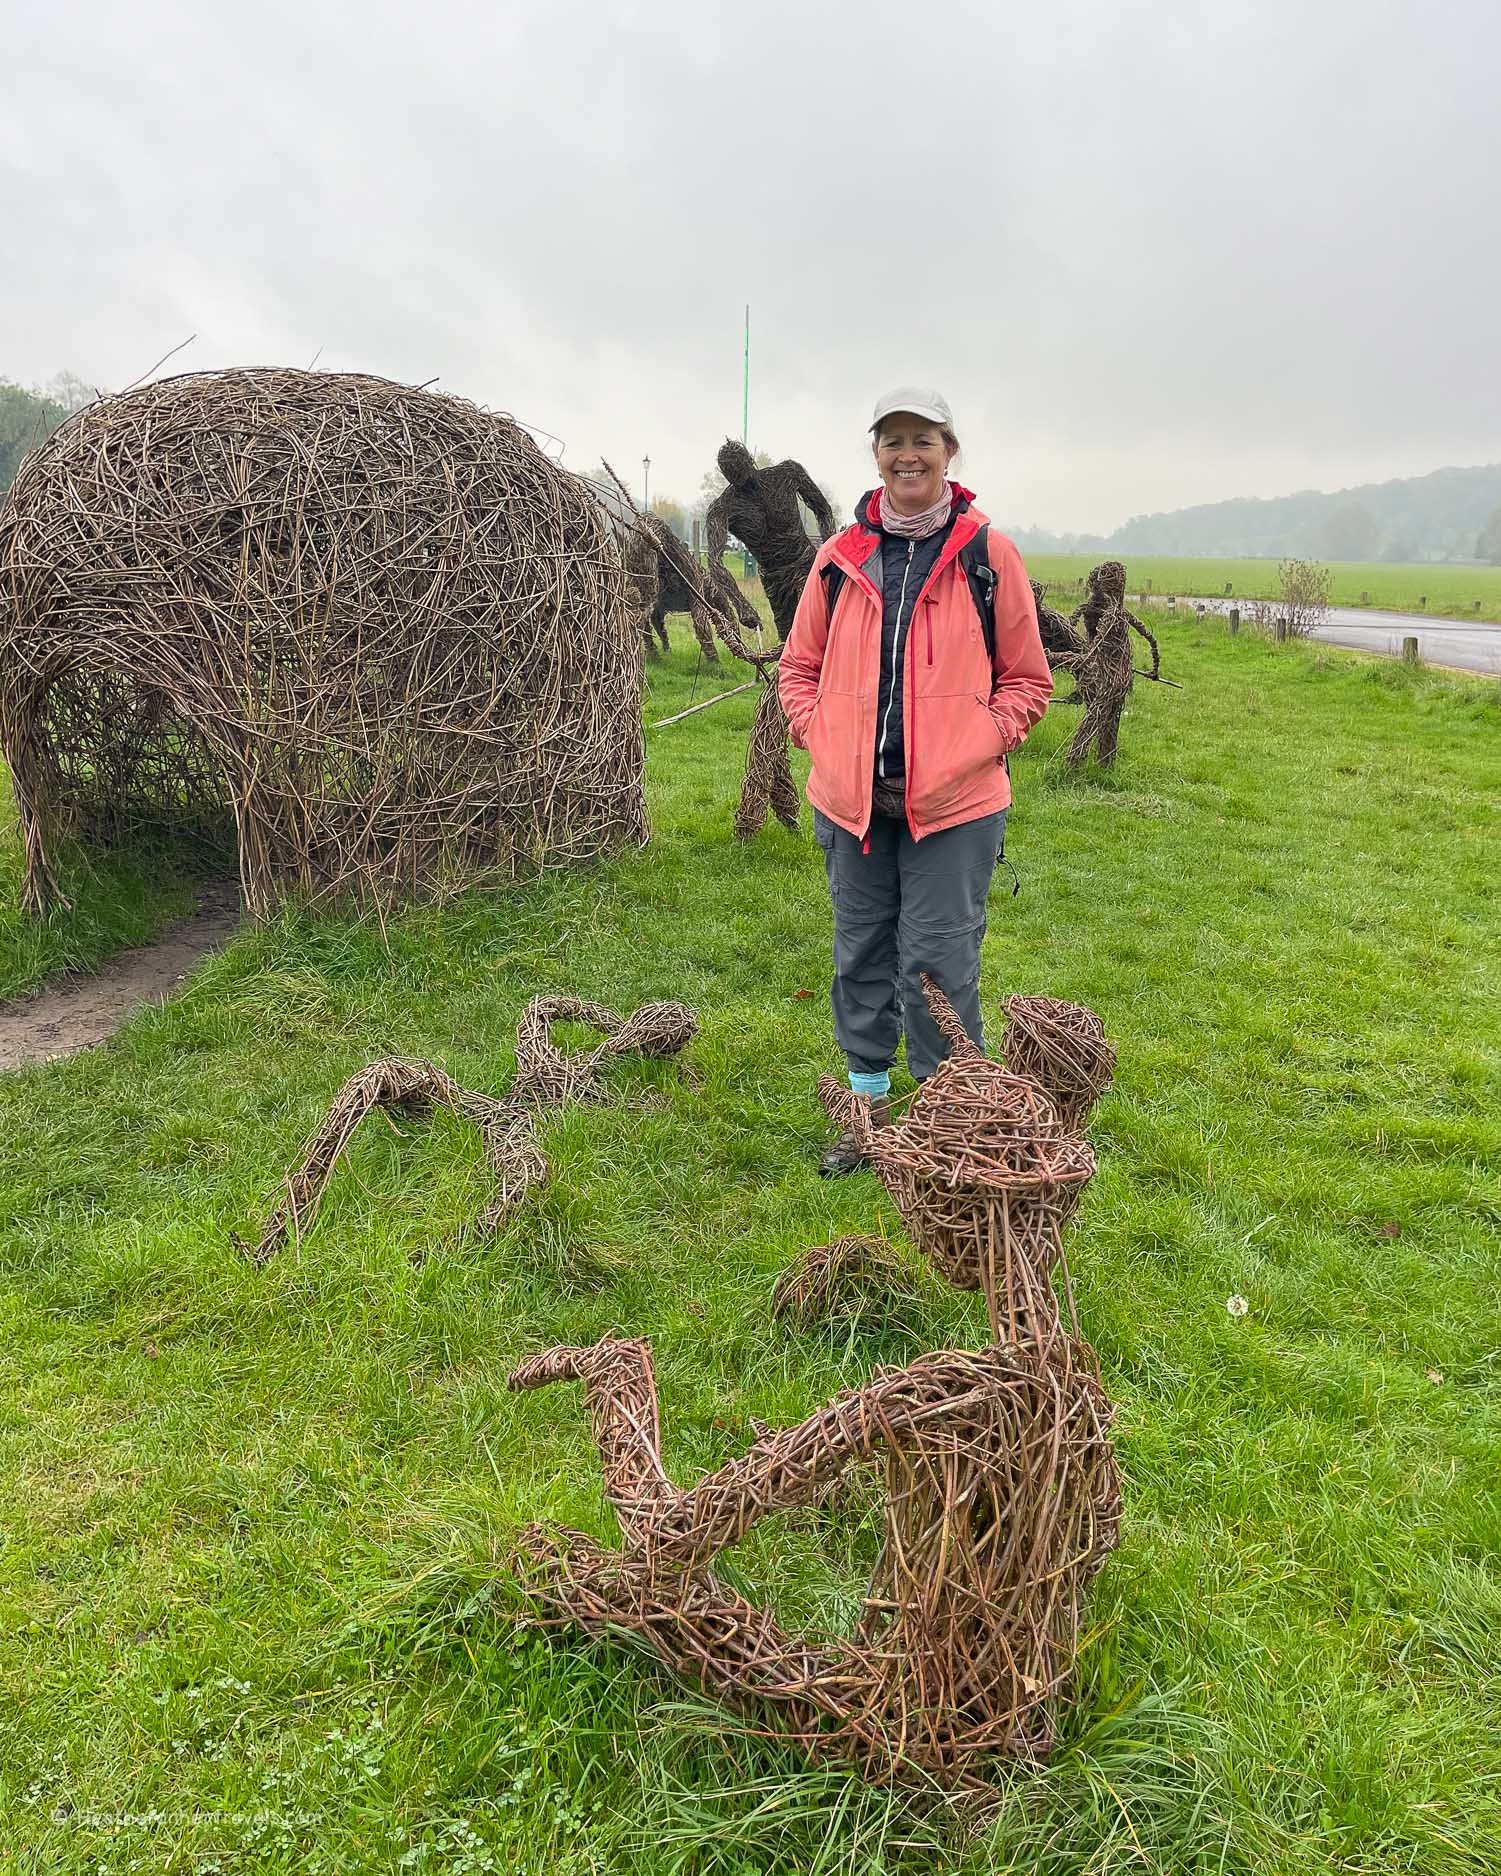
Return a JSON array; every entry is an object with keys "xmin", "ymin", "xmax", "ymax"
[
  {"xmin": 1025, "ymin": 554, "xmax": 1501, "ymax": 622},
  {"xmin": 2, "ymin": 620, "xmax": 1499, "ymax": 1873}
]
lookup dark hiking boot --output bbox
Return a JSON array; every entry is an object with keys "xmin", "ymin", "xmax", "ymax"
[{"xmin": 817, "ymin": 1097, "xmax": 891, "ymax": 1176}]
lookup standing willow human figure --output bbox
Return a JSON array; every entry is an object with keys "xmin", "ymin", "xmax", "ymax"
[
  {"xmin": 1056, "ymin": 559, "xmax": 1160, "ymax": 769},
  {"xmin": 705, "ymin": 440, "xmax": 839, "ymax": 840},
  {"xmin": 778, "ymin": 388, "xmax": 1052, "ymax": 1172},
  {"xmin": 705, "ymin": 439, "xmax": 836, "ymax": 644}
]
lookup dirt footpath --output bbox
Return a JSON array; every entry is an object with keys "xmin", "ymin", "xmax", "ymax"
[{"xmin": 0, "ymin": 879, "xmax": 242, "ymax": 1072}]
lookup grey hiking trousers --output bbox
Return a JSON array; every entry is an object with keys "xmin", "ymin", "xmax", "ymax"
[{"xmin": 814, "ymin": 807, "xmax": 1007, "ymax": 1081}]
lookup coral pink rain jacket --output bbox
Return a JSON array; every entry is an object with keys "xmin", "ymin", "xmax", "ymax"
[{"xmin": 778, "ymin": 487, "xmax": 1053, "ymax": 842}]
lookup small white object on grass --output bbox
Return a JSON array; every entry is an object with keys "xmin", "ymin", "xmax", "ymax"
[{"xmin": 1226, "ymin": 1294, "xmax": 1249, "ymax": 1317}]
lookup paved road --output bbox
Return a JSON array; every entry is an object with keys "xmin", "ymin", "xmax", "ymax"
[{"xmin": 1167, "ymin": 597, "xmax": 1501, "ymax": 675}]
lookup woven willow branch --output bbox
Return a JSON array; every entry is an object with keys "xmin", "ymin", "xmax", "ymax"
[{"xmin": 1056, "ymin": 560, "xmax": 1163, "ymax": 768}]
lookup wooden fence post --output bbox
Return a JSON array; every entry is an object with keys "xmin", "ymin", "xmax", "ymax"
[
  {"xmin": 1402, "ymin": 635, "xmax": 1420, "ymax": 665},
  {"xmin": 1228, "ymin": 607, "xmax": 1240, "ymax": 636},
  {"xmin": 1274, "ymin": 618, "xmax": 1289, "ymax": 644}
]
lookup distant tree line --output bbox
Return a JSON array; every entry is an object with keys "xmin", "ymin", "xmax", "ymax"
[
  {"xmin": 1, "ymin": 373, "xmax": 93, "ymax": 495},
  {"xmin": 1011, "ymin": 462, "xmax": 1501, "ymax": 565}
]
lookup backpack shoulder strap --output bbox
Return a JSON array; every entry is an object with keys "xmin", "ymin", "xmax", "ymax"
[
  {"xmin": 819, "ymin": 561, "xmax": 847, "ymax": 626},
  {"xmin": 956, "ymin": 526, "xmax": 1018, "ymax": 851},
  {"xmin": 958, "ymin": 524, "xmax": 997, "ymax": 663}
]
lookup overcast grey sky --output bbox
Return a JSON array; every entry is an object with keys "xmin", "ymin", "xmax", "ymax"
[{"xmin": 5, "ymin": 0, "xmax": 1498, "ymax": 533}]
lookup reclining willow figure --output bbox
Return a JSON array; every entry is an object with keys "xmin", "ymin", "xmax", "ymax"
[
  {"xmin": 506, "ymin": 985, "xmax": 1120, "ymax": 1784},
  {"xmin": 509, "ymin": 1329, "xmax": 1117, "ymax": 1784}
]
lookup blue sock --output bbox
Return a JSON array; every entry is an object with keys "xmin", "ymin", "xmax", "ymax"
[{"xmin": 849, "ymin": 1069, "xmax": 891, "ymax": 1098}]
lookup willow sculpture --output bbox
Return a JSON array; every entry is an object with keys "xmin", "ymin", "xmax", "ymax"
[
  {"xmin": 587, "ymin": 467, "xmax": 732, "ymax": 667},
  {"xmin": 1054, "ymin": 560, "xmax": 1162, "ymax": 769},
  {"xmin": 245, "ymin": 1058, "xmax": 543, "ymax": 1268},
  {"xmin": 649, "ymin": 540, "xmax": 709, "ymax": 657},
  {"xmin": 705, "ymin": 442, "xmax": 835, "ymax": 643},
  {"xmin": 1031, "ymin": 578, "xmax": 1085, "ymax": 670},
  {"xmin": 619, "ymin": 527, "xmax": 671, "ymax": 657},
  {"xmin": 508, "ymin": 979, "xmax": 1119, "ymax": 1784},
  {"xmin": 509, "ymin": 1333, "xmax": 1118, "ymax": 1784},
  {"xmin": 770, "ymin": 1234, "xmax": 921, "ymax": 1326},
  {"xmin": 800, "ymin": 977, "xmax": 1114, "ymax": 1323},
  {"xmin": 0, "ymin": 369, "xmax": 646, "ymax": 918},
  {"xmin": 247, "ymin": 994, "xmax": 697, "ymax": 1263},
  {"xmin": 1002, "ymin": 994, "xmax": 1116, "ymax": 1132},
  {"xmin": 706, "ymin": 441, "xmax": 836, "ymax": 841},
  {"xmin": 641, "ymin": 515, "xmax": 723, "ymax": 665}
]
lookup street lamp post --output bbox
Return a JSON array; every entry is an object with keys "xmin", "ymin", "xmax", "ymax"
[{"xmin": 643, "ymin": 455, "xmax": 651, "ymax": 511}]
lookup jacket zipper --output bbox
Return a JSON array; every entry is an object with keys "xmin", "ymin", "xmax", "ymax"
[
  {"xmin": 876, "ymin": 540, "xmax": 915, "ymax": 780},
  {"xmin": 906, "ymin": 583, "xmax": 919, "ymax": 837}
]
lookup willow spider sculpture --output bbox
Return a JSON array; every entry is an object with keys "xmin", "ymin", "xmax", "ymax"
[
  {"xmin": 1054, "ymin": 560, "xmax": 1162, "ymax": 769},
  {"xmin": 507, "ymin": 1328, "xmax": 1119, "ymax": 1785},
  {"xmin": 247, "ymin": 995, "xmax": 697, "ymax": 1263}
]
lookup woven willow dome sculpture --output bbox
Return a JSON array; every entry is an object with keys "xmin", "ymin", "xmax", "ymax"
[{"xmin": 0, "ymin": 369, "xmax": 647, "ymax": 918}]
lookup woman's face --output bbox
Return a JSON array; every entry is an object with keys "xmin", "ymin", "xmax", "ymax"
[{"xmin": 873, "ymin": 415, "xmax": 953, "ymax": 514}]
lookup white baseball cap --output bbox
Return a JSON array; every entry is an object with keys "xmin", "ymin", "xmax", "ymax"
[{"xmin": 870, "ymin": 386, "xmax": 954, "ymax": 432}]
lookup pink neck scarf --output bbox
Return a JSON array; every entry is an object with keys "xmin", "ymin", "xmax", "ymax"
[{"xmin": 877, "ymin": 482, "xmax": 954, "ymax": 539}]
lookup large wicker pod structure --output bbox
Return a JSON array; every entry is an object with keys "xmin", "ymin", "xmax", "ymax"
[{"xmin": 0, "ymin": 369, "xmax": 647, "ymax": 918}]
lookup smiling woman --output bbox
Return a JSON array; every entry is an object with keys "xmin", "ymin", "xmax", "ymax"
[
  {"xmin": 873, "ymin": 408, "xmax": 959, "ymax": 518},
  {"xmin": 778, "ymin": 388, "xmax": 1054, "ymax": 1173}
]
